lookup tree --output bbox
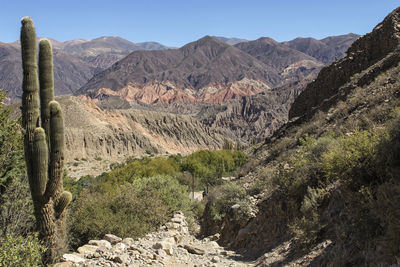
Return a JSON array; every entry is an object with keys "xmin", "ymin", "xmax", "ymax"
[{"xmin": 0, "ymin": 90, "xmax": 35, "ymax": 238}]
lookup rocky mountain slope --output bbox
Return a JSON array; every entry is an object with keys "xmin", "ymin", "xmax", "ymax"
[
  {"xmin": 77, "ymin": 36, "xmax": 280, "ymax": 101},
  {"xmin": 283, "ymin": 33, "xmax": 359, "ymax": 64},
  {"xmin": 202, "ymin": 6, "xmax": 400, "ymax": 266},
  {"xmin": 77, "ymin": 34, "xmax": 358, "ymax": 106},
  {"xmin": 0, "ymin": 37, "xmax": 170, "ymax": 102},
  {"xmin": 75, "ymin": 34, "xmax": 356, "ymax": 143},
  {"xmin": 57, "ymin": 96, "xmax": 226, "ymax": 177},
  {"xmin": 235, "ymin": 37, "xmax": 318, "ymax": 71}
]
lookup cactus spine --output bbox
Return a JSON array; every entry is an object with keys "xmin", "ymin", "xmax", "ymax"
[{"xmin": 20, "ymin": 17, "xmax": 71, "ymax": 263}]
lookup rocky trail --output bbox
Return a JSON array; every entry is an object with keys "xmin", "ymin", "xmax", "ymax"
[{"xmin": 56, "ymin": 212, "xmax": 254, "ymax": 267}]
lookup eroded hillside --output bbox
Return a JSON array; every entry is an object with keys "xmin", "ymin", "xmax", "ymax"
[
  {"xmin": 16, "ymin": 96, "xmax": 225, "ymax": 178},
  {"xmin": 202, "ymin": 7, "xmax": 400, "ymax": 266}
]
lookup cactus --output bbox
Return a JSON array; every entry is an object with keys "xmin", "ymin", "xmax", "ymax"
[{"xmin": 20, "ymin": 17, "xmax": 71, "ymax": 263}]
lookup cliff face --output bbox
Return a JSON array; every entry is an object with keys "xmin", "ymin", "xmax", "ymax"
[{"xmin": 289, "ymin": 7, "xmax": 400, "ymax": 119}]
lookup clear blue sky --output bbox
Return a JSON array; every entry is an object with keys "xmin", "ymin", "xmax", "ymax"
[{"xmin": 1, "ymin": 0, "xmax": 399, "ymax": 47}]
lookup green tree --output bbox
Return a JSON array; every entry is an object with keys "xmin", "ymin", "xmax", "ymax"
[{"xmin": 0, "ymin": 90, "xmax": 35, "ymax": 237}]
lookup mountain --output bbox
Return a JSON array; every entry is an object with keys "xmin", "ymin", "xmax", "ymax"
[
  {"xmin": 77, "ymin": 36, "xmax": 281, "ymax": 104},
  {"xmin": 0, "ymin": 37, "xmax": 171, "ymax": 102},
  {"xmin": 213, "ymin": 36, "xmax": 249, "ymax": 45},
  {"xmin": 235, "ymin": 37, "xmax": 318, "ymax": 71},
  {"xmin": 61, "ymin": 37, "xmax": 171, "ymax": 69},
  {"xmin": 283, "ymin": 33, "xmax": 360, "ymax": 64},
  {"xmin": 77, "ymin": 34, "xmax": 356, "ymax": 142},
  {"xmin": 0, "ymin": 42, "xmax": 97, "ymax": 100},
  {"xmin": 201, "ymin": 7, "xmax": 400, "ymax": 266}
]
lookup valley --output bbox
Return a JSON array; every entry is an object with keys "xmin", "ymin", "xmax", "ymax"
[{"xmin": 1, "ymin": 3, "xmax": 400, "ymax": 267}]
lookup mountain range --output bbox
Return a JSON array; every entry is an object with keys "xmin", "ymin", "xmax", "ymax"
[
  {"xmin": 78, "ymin": 34, "xmax": 358, "ymax": 105},
  {"xmin": 0, "ymin": 37, "xmax": 171, "ymax": 101},
  {"xmin": 0, "ymin": 33, "xmax": 358, "ymax": 104}
]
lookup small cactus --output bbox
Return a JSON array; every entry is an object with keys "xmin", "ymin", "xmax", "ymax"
[{"xmin": 20, "ymin": 17, "xmax": 71, "ymax": 263}]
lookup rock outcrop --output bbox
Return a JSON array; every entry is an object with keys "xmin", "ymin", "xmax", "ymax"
[{"xmin": 289, "ymin": 7, "xmax": 400, "ymax": 119}]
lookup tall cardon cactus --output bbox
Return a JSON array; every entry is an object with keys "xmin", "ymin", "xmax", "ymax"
[{"xmin": 20, "ymin": 17, "xmax": 71, "ymax": 263}]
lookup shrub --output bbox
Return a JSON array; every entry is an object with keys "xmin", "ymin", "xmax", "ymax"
[
  {"xmin": 0, "ymin": 233, "xmax": 46, "ymax": 267},
  {"xmin": 206, "ymin": 182, "xmax": 251, "ymax": 224},
  {"xmin": 68, "ymin": 175, "xmax": 189, "ymax": 248}
]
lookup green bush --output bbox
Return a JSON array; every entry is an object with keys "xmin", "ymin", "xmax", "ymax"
[
  {"xmin": 207, "ymin": 182, "xmax": 251, "ymax": 224},
  {"xmin": 182, "ymin": 150, "xmax": 246, "ymax": 190},
  {"xmin": 68, "ymin": 175, "xmax": 189, "ymax": 248},
  {"xmin": 0, "ymin": 233, "xmax": 46, "ymax": 267}
]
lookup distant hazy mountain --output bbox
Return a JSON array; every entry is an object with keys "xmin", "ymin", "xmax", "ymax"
[
  {"xmin": 235, "ymin": 37, "xmax": 317, "ymax": 71},
  {"xmin": 0, "ymin": 36, "xmax": 171, "ymax": 102},
  {"xmin": 213, "ymin": 36, "xmax": 249, "ymax": 45},
  {"xmin": 283, "ymin": 33, "xmax": 360, "ymax": 64}
]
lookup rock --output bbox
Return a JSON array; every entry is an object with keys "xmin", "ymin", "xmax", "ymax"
[
  {"xmin": 183, "ymin": 244, "xmax": 206, "ymax": 255},
  {"xmin": 62, "ymin": 253, "xmax": 86, "ymax": 263},
  {"xmin": 164, "ymin": 247, "xmax": 174, "ymax": 256},
  {"xmin": 112, "ymin": 254, "xmax": 130, "ymax": 264},
  {"xmin": 209, "ymin": 241, "xmax": 220, "ymax": 248},
  {"xmin": 156, "ymin": 249, "xmax": 168, "ymax": 258},
  {"xmin": 104, "ymin": 234, "xmax": 122, "ymax": 244},
  {"xmin": 77, "ymin": 244, "xmax": 99, "ymax": 255},
  {"xmin": 89, "ymin": 239, "xmax": 112, "ymax": 249},
  {"xmin": 122, "ymin": 237, "xmax": 134, "ymax": 246},
  {"xmin": 209, "ymin": 233, "xmax": 220, "ymax": 241},
  {"xmin": 153, "ymin": 241, "xmax": 173, "ymax": 251},
  {"xmin": 130, "ymin": 246, "xmax": 146, "ymax": 254},
  {"xmin": 112, "ymin": 242, "xmax": 127, "ymax": 253},
  {"xmin": 54, "ymin": 262, "xmax": 73, "ymax": 267},
  {"xmin": 231, "ymin": 204, "xmax": 241, "ymax": 210},
  {"xmin": 171, "ymin": 217, "xmax": 183, "ymax": 224},
  {"xmin": 211, "ymin": 256, "xmax": 220, "ymax": 263}
]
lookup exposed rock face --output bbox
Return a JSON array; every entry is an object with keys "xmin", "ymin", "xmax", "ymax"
[
  {"xmin": 196, "ymin": 89, "xmax": 291, "ymax": 142},
  {"xmin": 92, "ymin": 78, "xmax": 270, "ymax": 105},
  {"xmin": 56, "ymin": 96, "xmax": 226, "ymax": 177},
  {"xmin": 289, "ymin": 8, "xmax": 400, "ymax": 119}
]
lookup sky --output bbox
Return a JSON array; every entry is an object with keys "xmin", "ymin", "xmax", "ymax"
[{"xmin": 1, "ymin": 0, "xmax": 399, "ymax": 47}]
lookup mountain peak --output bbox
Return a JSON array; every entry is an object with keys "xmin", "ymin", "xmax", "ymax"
[
  {"xmin": 193, "ymin": 35, "xmax": 226, "ymax": 46},
  {"xmin": 254, "ymin": 37, "xmax": 279, "ymax": 45}
]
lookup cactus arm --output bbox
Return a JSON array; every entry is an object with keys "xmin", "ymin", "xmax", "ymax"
[
  {"xmin": 45, "ymin": 101, "xmax": 65, "ymax": 199},
  {"xmin": 32, "ymin": 128, "xmax": 48, "ymax": 198},
  {"xmin": 21, "ymin": 16, "xmax": 40, "ymax": 192},
  {"xmin": 39, "ymin": 38, "xmax": 54, "ymax": 145},
  {"xmin": 55, "ymin": 191, "xmax": 72, "ymax": 216}
]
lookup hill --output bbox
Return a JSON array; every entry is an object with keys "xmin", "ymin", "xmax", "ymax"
[{"xmin": 201, "ymin": 6, "xmax": 400, "ymax": 266}]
